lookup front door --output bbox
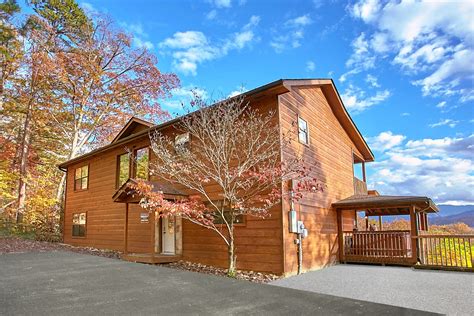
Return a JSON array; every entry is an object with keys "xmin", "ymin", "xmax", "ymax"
[{"xmin": 161, "ymin": 216, "xmax": 176, "ymax": 254}]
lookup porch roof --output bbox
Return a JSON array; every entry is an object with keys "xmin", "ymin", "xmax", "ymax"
[
  {"xmin": 332, "ymin": 194, "xmax": 438, "ymax": 216},
  {"xmin": 112, "ymin": 178, "xmax": 187, "ymax": 203}
]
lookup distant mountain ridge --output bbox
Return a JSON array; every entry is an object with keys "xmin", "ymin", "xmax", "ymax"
[
  {"xmin": 378, "ymin": 204, "xmax": 474, "ymax": 227},
  {"xmin": 428, "ymin": 205, "xmax": 474, "ymax": 227}
]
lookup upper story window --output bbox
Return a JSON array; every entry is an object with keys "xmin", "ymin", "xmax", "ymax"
[
  {"xmin": 175, "ymin": 132, "xmax": 190, "ymax": 154},
  {"xmin": 72, "ymin": 212, "xmax": 86, "ymax": 237},
  {"xmin": 117, "ymin": 153, "xmax": 130, "ymax": 188},
  {"xmin": 74, "ymin": 165, "xmax": 89, "ymax": 191},
  {"xmin": 298, "ymin": 117, "xmax": 309, "ymax": 145},
  {"xmin": 134, "ymin": 147, "xmax": 149, "ymax": 180}
]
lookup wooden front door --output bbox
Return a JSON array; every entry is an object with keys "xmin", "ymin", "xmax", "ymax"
[{"xmin": 161, "ymin": 216, "xmax": 176, "ymax": 254}]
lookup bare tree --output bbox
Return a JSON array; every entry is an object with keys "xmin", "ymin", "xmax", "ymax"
[{"xmin": 132, "ymin": 95, "xmax": 322, "ymax": 276}]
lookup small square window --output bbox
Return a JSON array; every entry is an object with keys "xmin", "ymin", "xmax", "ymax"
[
  {"xmin": 74, "ymin": 165, "xmax": 88, "ymax": 191},
  {"xmin": 298, "ymin": 117, "xmax": 309, "ymax": 144},
  {"xmin": 72, "ymin": 212, "xmax": 86, "ymax": 237}
]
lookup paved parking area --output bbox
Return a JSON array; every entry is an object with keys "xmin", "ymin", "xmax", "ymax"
[
  {"xmin": 0, "ymin": 251, "xmax": 435, "ymax": 315},
  {"xmin": 272, "ymin": 264, "xmax": 473, "ymax": 315}
]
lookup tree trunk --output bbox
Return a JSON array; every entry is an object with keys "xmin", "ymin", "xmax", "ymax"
[
  {"xmin": 227, "ymin": 237, "xmax": 237, "ymax": 276},
  {"xmin": 16, "ymin": 101, "xmax": 33, "ymax": 223},
  {"xmin": 56, "ymin": 173, "xmax": 66, "ymax": 203}
]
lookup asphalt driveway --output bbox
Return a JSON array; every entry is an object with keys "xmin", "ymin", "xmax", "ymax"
[
  {"xmin": 272, "ymin": 264, "xmax": 473, "ymax": 315},
  {"xmin": 0, "ymin": 251, "xmax": 435, "ymax": 315}
]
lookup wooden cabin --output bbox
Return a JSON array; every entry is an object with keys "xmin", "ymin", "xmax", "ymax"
[{"xmin": 59, "ymin": 79, "xmax": 442, "ymax": 275}]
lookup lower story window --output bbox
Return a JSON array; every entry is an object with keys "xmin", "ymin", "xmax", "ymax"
[
  {"xmin": 207, "ymin": 201, "xmax": 245, "ymax": 224},
  {"xmin": 72, "ymin": 212, "xmax": 86, "ymax": 237}
]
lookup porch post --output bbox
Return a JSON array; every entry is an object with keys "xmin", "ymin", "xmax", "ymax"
[
  {"xmin": 362, "ymin": 161, "xmax": 366, "ymax": 182},
  {"xmin": 124, "ymin": 203, "xmax": 129, "ymax": 255},
  {"xmin": 337, "ymin": 209, "xmax": 344, "ymax": 262},
  {"xmin": 378, "ymin": 216, "xmax": 382, "ymax": 231},
  {"xmin": 150, "ymin": 210, "xmax": 155, "ymax": 261},
  {"xmin": 409, "ymin": 205, "xmax": 418, "ymax": 264}
]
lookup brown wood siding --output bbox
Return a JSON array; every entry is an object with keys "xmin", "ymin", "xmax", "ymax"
[
  {"xmin": 278, "ymin": 86, "xmax": 361, "ymax": 275},
  {"xmin": 63, "ymin": 96, "xmax": 284, "ymax": 274},
  {"xmin": 63, "ymin": 136, "xmax": 151, "ymax": 250}
]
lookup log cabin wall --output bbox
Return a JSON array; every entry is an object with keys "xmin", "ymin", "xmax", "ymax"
[
  {"xmin": 63, "ymin": 137, "xmax": 151, "ymax": 250},
  {"xmin": 151, "ymin": 96, "xmax": 285, "ymax": 274},
  {"xmin": 278, "ymin": 85, "xmax": 360, "ymax": 275},
  {"xmin": 63, "ymin": 96, "xmax": 285, "ymax": 274}
]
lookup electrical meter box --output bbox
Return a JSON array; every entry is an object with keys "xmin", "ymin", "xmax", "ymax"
[
  {"xmin": 297, "ymin": 221, "xmax": 305, "ymax": 234},
  {"xmin": 289, "ymin": 210, "xmax": 298, "ymax": 233}
]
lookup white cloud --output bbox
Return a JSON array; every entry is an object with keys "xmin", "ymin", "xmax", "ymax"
[
  {"xmin": 206, "ymin": 10, "xmax": 217, "ymax": 20},
  {"xmin": 160, "ymin": 31, "xmax": 208, "ymax": 49},
  {"xmin": 306, "ymin": 61, "xmax": 315, "ymax": 72},
  {"xmin": 285, "ymin": 15, "xmax": 313, "ymax": 27},
  {"xmin": 339, "ymin": 33, "xmax": 376, "ymax": 81},
  {"xmin": 227, "ymin": 86, "xmax": 247, "ymax": 98},
  {"xmin": 313, "ymin": 0, "xmax": 324, "ymax": 9},
  {"xmin": 212, "ymin": 0, "xmax": 231, "ymax": 8},
  {"xmin": 164, "ymin": 86, "xmax": 209, "ymax": 110},
  {"xmin": 368, "ymin": 134, "xmax": 474, "ymax": 204},
  {"xmin": 80, "ymin": 2, "xmax": 98, "ymax": 14},
  {"xmin": 365, "ymin": 74, "xmax": 380, "ymax": 88},
  {"xmin": 348, "ymin": 0, "xmax": 474, "ymax": 103},
  {"xmin": 120, "ymin": 22, "xmax": 154, "ymax": 50},
  {"xmin": 270, "ymin": 15, "xmax": 312, "ymax": 53},
  {"xmin": 341, "ymin": 84, "xmax": 391, "ymax": 113},
  {"xmin": 367, "ymin": 131, "xmax": 406, "ymax": 151},
  {"xmin": 159, "ymin": 16, "xmax": 259, "ymax": 76},
  {"xmin": 351, "ymin": 0, "xmax": 381, "ymax": 23},
  {"xmin": 429, "ymin": 119, "xmax": 459, "ymax": 128},
  {"xmin": 133, "ymin": 38, "xmax": 154, "ymax": 50},
  {"xmin": 436, "ymin": 101, "xmax": 447, "ymax": 108}
]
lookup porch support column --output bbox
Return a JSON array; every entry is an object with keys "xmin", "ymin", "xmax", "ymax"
[
  {"xmin": 409, "ymin": 205, "xmax": 418, "ymax": 264},
  {"xmin": 378, "ymin": 216, "xmax": 382, "ymax": 231},
  {"xmin": 336, "ymin": 209, "xmax": 344, "ymax": 262},
  {"xmin": 362, "ymin": 161, "xmax": 366, "ymax": 182},
  {"xmin": 124, "ymin": 203, "xmax": 129, "ymax": 255},
  {"xmin": 150, "ymin": 210, "xmax": 155, "ymax": 261}
]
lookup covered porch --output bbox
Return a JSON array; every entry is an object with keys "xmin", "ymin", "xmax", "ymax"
[
  {"xmin": 333, "ymin": 194, "xmax": 440, "ymax": 267},
  {"xmin": 113, "ymin": 179, "xmax": 187, "ymax": 264}
]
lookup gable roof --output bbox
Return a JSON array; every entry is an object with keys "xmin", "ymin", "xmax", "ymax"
[
  {"xmin": 281, "ymin": 79, "xmax": 374, "ymax": 161},
  {"xmin": 58, "ymin": 78, "xmax": 374, "ymax": 169},
  {"xmin": 111, "ymin": 117, "xmax": 154, "ymax": 144}
]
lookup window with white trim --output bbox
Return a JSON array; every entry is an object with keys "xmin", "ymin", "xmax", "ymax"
[{"xmin": 298, "ymin": 117, "xmax": 309, "ymax": 144}]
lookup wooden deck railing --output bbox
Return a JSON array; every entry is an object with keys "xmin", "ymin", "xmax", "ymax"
[
  {"xmin": 342, "ymin": 230, "xmax": 412, "ymax": 265},
  {"xmin": 416, "ymin": 235, "xmax": 473, "ymax": 270}
]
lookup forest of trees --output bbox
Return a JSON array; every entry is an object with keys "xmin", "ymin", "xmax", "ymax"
[
  {"xmin": 356, "ymin": 217, "xmax": 473, "ymax": 235},
  {"xmin": 0, "ymin": 0, "xmax": 179, "ymax": 238}
]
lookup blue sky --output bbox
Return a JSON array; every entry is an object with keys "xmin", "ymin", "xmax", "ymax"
[{"xmin": 33, "ymin": 1, "xmax": 474, "ymax": 204}]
